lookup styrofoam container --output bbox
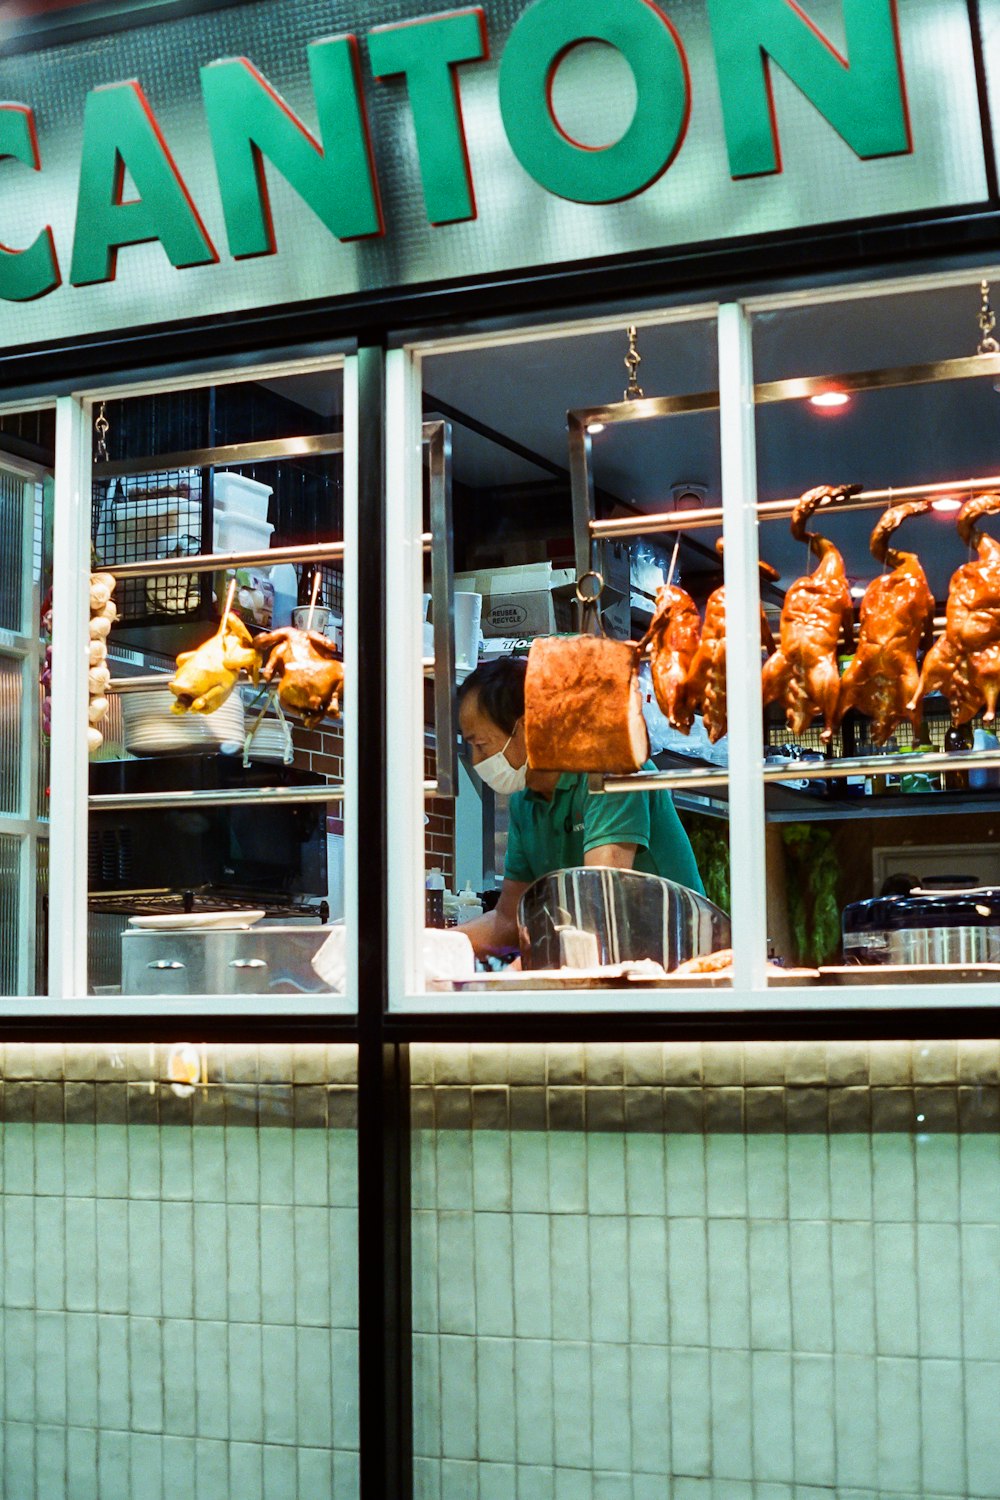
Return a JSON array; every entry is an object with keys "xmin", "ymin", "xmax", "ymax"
[
  {"xmin": 214, "ymin": 510, "xmax": 274, "ymax": 553},
  {"xmin": 213, "ymin": 471, "xmax": 273, "ymax": 521}
]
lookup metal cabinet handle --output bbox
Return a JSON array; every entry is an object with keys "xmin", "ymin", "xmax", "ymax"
[
  {"xmin": 229, "ymin": 958, "xmax": 269, "ymax": 970},
  {"xmin": 424, "ymin": 419, "xmax": 457, "ymax": 798},
  {"xmin": 147, "ymin": 960, "xmax": 185, "ymax": 970}
]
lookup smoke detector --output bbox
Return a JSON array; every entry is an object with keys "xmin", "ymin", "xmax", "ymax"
[{"xmin": 670, "ymin": 483, "xmax": 707, "ymax": 511}]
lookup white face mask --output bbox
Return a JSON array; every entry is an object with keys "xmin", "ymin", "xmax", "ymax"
[{"xmin": 473, "ymin": 732, "xmax": 527, "ymax": 795}]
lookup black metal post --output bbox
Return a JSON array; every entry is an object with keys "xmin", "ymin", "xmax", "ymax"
[{"xmin": 355, "ymin": 340, "xmax": 413, "ymax": 1500}]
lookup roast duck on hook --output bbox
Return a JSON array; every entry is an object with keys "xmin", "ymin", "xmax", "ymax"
[
  {"xmin": 836, "ymin": 499, "xmax": 935, "ymax": 745},
  {"xmin": 254, "ymin": 626, "xmax": 345, "ymax": 729},
  {"xmin": 761, "ymin": 484, "xmax": 859, "ymax": 742},
  {"xmin": 908, "ymin": 492, "xmax": 1000, "ymax": 725},
  {"xmin": 684, "ymin": 538, "xmax": 778, "ymax": 744}
]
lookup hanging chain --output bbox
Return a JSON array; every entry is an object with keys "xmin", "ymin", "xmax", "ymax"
[
  {"xmin": 978, "ymin": 280, "xmax": 999, "ymax": 355},
  {"xmin": 94, "ymin": 401, "xmax": 110, "ymax": 463},
  {"xmin": 623, "ymin": 324, "xmax": 644, "ymax": 401}
]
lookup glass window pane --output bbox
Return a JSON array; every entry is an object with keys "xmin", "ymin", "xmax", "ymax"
[
  {"xmin": 412, "ymin": 316, "xmax": 732, "ymax": 1003},
  {"xmin": 755, "ymin": 278, "xmax": 1000, "ymax": 986},
  {"xmin": 86, "ymin": 367, "xmax": 349, "ymax": 1001},
  {"xmin": 0, "ymin": 408, "xmax": 53, "ymax": 995}
]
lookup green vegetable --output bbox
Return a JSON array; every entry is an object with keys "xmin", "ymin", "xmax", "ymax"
[
  {"xmin": 679, "ymin": 813, "xmax": 730, "ymax": 915},
  {"xmin": 780, "ymin": 822, "xmax": 841, "ymax": 965}
]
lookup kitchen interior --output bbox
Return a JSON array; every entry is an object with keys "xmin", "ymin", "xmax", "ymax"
[
  {"xmin": 77, "ymin": 368, "xmax": 348, "ymax": 998},
  {"xmin": 426, "ymin": 277, "xmax": 1000, "ymax": 987}
]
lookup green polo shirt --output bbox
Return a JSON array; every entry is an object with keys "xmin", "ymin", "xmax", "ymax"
[{"xmin": 504, "ymin": 765, "xmax": 704, "ymax": 894}]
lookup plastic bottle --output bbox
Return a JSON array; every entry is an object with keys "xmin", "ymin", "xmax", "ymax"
[
  {"xmin": 456, "ymin": 882, "xmax": 484, "ymax": 924},
  {"xmin": 425, "ymin": 868, "xmax": 445, "ymax": 929}
]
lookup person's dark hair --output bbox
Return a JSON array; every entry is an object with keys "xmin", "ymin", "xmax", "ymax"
[{"xmin": 457, "ymin": 655, "xmax": 527, "ymax": 735}]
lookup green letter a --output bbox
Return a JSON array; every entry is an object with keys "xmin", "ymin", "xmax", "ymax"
[
  {"xmin": 69, "ymin": 81, "xmax": 217, "ymax": 286},
  {"xmin": 707, "ymin": 0, "xmax": 910, "ymax": 178},
  {"xmin": 201, "ymin": 36, "xmax": 383, "ymax": 256}
]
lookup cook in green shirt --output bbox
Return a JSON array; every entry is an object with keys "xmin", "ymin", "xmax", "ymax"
[
  {"xmin": 456, "ymin": 656, "xmax": 703, "ymax": 958},
  {"xmin": 505, "ymin": 767, "xmax": 705, "ymax": 890}
]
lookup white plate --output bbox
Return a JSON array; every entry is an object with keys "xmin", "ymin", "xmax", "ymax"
[{"xmin": 128, "ymin": 910, "xmax": 266, "ymax": 931}]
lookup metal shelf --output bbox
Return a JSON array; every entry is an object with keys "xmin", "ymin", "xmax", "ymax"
[{"xmin": 88, "ymin": 779, "xmax": 443, "ymax": 811}]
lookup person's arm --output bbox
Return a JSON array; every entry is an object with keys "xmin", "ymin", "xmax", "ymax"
[
  {"xmin": 584, "ymin": 842, "xmax": 639, "ymax": 869},
  {"xmin": 458, "ymin": 877, "xmax": 528, "ymax": 957}
]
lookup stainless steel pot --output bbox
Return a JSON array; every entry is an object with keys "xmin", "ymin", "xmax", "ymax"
[{"xmin": 517, "ymin": 867, "xmax": 729, "ymax": 971}]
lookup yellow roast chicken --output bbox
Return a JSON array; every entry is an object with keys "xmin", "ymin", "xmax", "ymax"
[{"xmin": 169, "ymin": 611, "xmax": 258, "ymax": 714}]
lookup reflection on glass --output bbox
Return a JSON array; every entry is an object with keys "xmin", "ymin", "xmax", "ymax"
[
  {"xmin": 757, "ymin": 284, "xmax": 1000, "ymax": 983},
  {"xmin": 420, "ymin": 319, "xmax": 732, "ymax": 992},
  {"xmin": 87, "ymin": 370, "xmax": 346, "ymax": 997}
]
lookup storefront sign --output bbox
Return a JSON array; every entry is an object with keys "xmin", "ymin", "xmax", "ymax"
[{"xmin": 0, "ymin": 0, "xmax": 987, "ymax": 342}]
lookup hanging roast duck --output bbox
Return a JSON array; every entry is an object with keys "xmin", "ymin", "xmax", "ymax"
[
  {"xmin": 761, "ymin": 484, "xmax": 859, "ymax": 741},
  {"xmin": 837, "ymin": 499, "xmax": 935, "ymax": 744},
  {"xmin": 639, "ymin": 581, "xmax": 701, "ymax": 733},
  {"xmin": 908, "ymin": 492, "xmax": 1000, "ymax": 725},
  {"xmin": 254, "ymin": 626, "xmax": 345, "ymax": 728},
  {"xmin": 682, "ymin": 539, "xmax": 778, "ymax": 744}
]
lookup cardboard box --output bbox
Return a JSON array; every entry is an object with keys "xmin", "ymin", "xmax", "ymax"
[{"xmin": 455, "ymin": 562, "xmax": 556, "ymax": 638}]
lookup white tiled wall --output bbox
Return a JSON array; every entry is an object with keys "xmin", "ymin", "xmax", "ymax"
[
  {"xmin": 411, "ymin": 1043, "xmax": 1000, "ymax": 1500},
  {"xmin": 0, "ymin": 1068, "xmax": 359, "ymax": 1499}
]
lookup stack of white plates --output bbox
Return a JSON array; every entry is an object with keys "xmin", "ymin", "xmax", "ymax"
[
  {"xmin": 244, "ymin": 719, "xmax": 293, "ymax": 763},
  {"xmin": 122, "ymin": 688, "xmax": 245, "ymax": 756}
]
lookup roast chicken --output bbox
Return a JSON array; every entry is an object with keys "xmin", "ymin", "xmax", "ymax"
[
  {"xmin": 640, "ymin": 583, "xmax": 701, "ymax": 732},
  {"xmin": 761, "ymin": 484, "xmax": 859, "ymax": 741},
  {"xmin": 684, "ymin": 540, "xmax": 778, "ymax": 744},
  {"xmin": 837, "ymin": 500, "xmax": 935, "ymax": 744},
  {"xmin": 255, "ymin": 626, "xmax": 345, "ymax": 729},
  {"xmin": 908, "ymin": 492, "xmax": 1000, "ymax": 725},
  {"xmin": 170, "ymin": 611, "xmax": 258, "ymax": 714}
]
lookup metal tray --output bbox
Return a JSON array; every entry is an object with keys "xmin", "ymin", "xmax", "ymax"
[{"xmin": 820, "ymin": 964, "xmax": 1000, "ymax": 985}]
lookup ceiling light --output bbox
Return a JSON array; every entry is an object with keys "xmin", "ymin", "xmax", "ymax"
[
  {"xmin": 586, "ymin": 421, "xmax": 605, "ymax": 435},
  {"xmin": 931, "ymin": 496, "xmax": 962, "ymax": 513},
  {"xmin": 809, "ymin": 391, "xmax": 850, "ymax": 409},
  {"xmin": 850, "ymin": 584, "xmax": 867, "ymax": 599}
]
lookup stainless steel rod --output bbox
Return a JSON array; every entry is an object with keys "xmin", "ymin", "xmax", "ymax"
[
  {"xmin": 101, "ymin": 533, "xmax": 430, "ymax": 580},
  {"xmin": 89, "ymin": 784, "xmax": 346, "ymax": 811},
  {"xmin": 89, "ymin": 778, "xmax": 442, "ymax": 810},
  {"xmin": 599, "ymin": 747, "xmax": 1000, "ymax": 794},
  {"xmin": 107, "ymin": 675, "xmax": 174, "ymax": 694},
  {"xmin": 590, "ymin": 474, "xmax": 1000, "ymax": 541},
  {"xmin": 93, "ymin": 431, "xmax": 345, "ymax": 479}
]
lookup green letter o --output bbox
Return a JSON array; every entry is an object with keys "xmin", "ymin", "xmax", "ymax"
[{"xmin": 498, "ymin": 0, "xmax": 690, "ymax": 203}]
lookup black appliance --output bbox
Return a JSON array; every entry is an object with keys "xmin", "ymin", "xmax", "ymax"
[{"xmin": 88, "ymin": 754, "xmax": 328, "ymax": 914}]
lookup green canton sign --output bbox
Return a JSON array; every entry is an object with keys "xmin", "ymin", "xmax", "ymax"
[{"xmin": 0, "ymin": 0, "xmax": 987, "ymax": 335}]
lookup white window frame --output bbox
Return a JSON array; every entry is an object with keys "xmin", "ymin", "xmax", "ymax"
[
  {"xmin": 388, "ymin": 275, "xmax": 1000, "ymax": 1014},
  {"xmin": 0, "ymin": 352, "xmax": 359, "ymax": 1017}
]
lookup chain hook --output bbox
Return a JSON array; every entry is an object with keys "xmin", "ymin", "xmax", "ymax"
[
  {"xmin": 623, "ymin": 324, "xmax": 644, "ymax": 401},
  {"xmin": 94, "ymin": 401, "xmax": 110, "ymax": 463},
  {"xmin": 978, "ymin": 280, "xmax": 1000, "ymax": 355}
]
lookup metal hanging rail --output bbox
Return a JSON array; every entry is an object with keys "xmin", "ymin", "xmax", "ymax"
[
  {"xmin": 93, "ymin": 431, "xmax": 345, "ymax": 480},
  {"xmin": 589, "ymin": 473, "xmax": 1000, "ymax": 541},
  {"xmin": 598, "ymin": 747, "xmax": 1000, "ymax": 795},
  {"xmin": 101, "ymin": 535, "xmax": 431, "ymax": 580},
  {"xmin": 88, "ymin": 779, "xmax": 441, "ymax": 811}
]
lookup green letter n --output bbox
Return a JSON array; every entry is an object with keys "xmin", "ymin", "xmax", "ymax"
[
  {"xmin": 201, "ymin": 36, "xmax": 383, "ymax": 257},
  {"xmin": 707, "ymin": 0, "xmax": 910, "ymax": 178}
]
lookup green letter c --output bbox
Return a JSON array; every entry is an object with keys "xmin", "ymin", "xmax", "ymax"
[
  {"xmin": 0, "ymin": 105, "xmax": 61, "ymax": 302},
  {"xmin": 498, "ymin": 0, "xmax": 690, "ymax": 204}
]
